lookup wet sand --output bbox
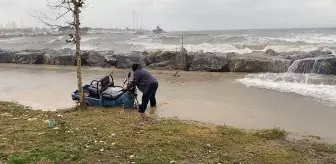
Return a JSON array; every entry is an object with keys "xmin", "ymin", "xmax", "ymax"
[{"xmin": 1, "ymin": 64, "xmax": 336, "ymax": 142}]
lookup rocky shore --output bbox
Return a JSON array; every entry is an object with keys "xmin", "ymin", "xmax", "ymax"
[{"xmin": 0, "ymin": 48, "xmax": 335, "ymax": 74}]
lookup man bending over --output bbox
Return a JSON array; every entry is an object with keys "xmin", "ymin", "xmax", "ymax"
[{"xmin": 126, "ymin": 64, "xmax": 158, "ymax": 117}]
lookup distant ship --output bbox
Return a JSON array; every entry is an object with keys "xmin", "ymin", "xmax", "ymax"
[
  {"xmin": 132, "ymin": 12, "xmax": 145, "ymax": 35},
  {"xmin": 112, "ymin": 24, "xmax": 122, "ymax": 34},
  {"xmin": 152, "ymin": 26, "xmax": 167, "ymax": 34}
]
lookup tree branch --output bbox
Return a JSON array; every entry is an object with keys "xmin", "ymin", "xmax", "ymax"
[
  {"xmin": 55, "ymin": 10, "xmax": 71, "ymax": 20},
  {"xmin": 30, "ymin": 12, "xmax": 63, "ymax": 29},
  {"xmin": 31, "ymin": 0, "xmax": 77, "ymax": 30},
  {"xmin": 34, "ymin": 0, "xmax": 87, "ymax": 109},
  {"xmin": 47, "ymin": 0, "xmax": 73, "ymax": 11}
]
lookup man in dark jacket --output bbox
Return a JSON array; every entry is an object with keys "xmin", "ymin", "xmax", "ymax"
[{"xmin": 126, "ymin": 64, "xmax": 158, "ymax": 116}]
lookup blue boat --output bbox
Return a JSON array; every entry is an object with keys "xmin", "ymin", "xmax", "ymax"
[{"xmin": 71, "ymin": 72, "xmax": 138, "ymax": 109}]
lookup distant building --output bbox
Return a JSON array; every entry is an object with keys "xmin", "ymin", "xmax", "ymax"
[
  {"xmin": 58, "ymin": 26, "xmax": 72, "ymax": 33},
  {"xmin": 81, "ymin": 27, "xmax": 90, "ymax": 34},
  {"xmin": 58, "ymin": 26, "xmax": 89, "ymax": 34},
  {"xmin": 152, "ymin": 26, "xmax": 167, "ymax": 34}
]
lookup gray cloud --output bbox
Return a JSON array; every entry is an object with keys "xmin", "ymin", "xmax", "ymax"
[{"xmin": 0, "ymin": 0, "xmax": 335, "ymax": 30}]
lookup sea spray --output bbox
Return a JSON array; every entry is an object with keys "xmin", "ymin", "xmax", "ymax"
[
  {"xmin": 287, "ymin": 57, "xmax": 335, "ymax": 74},
  {"xmin": 237, "ymin": 73, "xmax": 336, "ymax": 106}
]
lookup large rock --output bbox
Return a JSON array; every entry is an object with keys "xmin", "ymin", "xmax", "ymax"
[
  {"xmin": 148, "ymin": 60, "xmax": 176, "ymax": 70},
  {"xmin": 44, "ymin": 49, "xmax": 75, "ymax": 65},
  {"xmin": 0, "ymin": 49, "xmax": 14, "ymax": 63},
  {"xmin": 188, "ymin": 52, "xmax": 232, "ymax": 72},
  {"xmin": 52, "ymin": 55, "xmax": 75, "ymax": 65},
  {"xmin": 265, "ymin": 49, "xmax": 278, "ymax": 56},
  {"xmin": 12, "ymin": 50, "xmax": 45, "ymax": 64},
  {"xmin": 155, "ymin": 51, "xmax": 177, "ymax": 63},
  {"xmin": 82, "ymin": 51, "xmax": 110, "ymax": 67},
  {"xmin": 288, "ymin": 57, "xmax": 336, "ymax": 75},
  {"xmin": 146, "ymin": 51, "xmax": 177, "ymax": 65},
  {"xmin": 103, "ymin": 51, "xmax": 118, "ymax": 66},
  {"xmin": 176, "ymin": 48, "xmax": 188, "ymax": 70},
  {"xmin": 278, "ymin": 50, "xmax": 333, "ymax": 60},
  {"xmin": 146, "ymin": 51, "xmax": 161, "ymax": 65},
  {"xmin": 228, "ymin": 53, "xmax": 293, "ymax": 73},
  {"xmin": 186, "ymin": 52, "xmax": 196, "ymax": 70},
  {"xmin": 116, "ymin": 51, "xmax": 146, "ymax": 68}
]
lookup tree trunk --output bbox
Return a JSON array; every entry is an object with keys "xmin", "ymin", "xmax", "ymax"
[{"xmin": 74, "ymin": 3, "xmax": 86, "ymax": 109}]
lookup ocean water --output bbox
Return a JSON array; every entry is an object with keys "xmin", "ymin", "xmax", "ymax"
[{"xmin": 1, "ymin": 28, "xmax": 336, "ymax": 54}]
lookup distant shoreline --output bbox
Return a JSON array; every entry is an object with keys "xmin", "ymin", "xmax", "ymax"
[
  {"xmin": 2, "ymin": 26, "xmax": 336, "ymax": 38},
  {"xmin": 167, "ymin": 26, "xmax": 336, "ymax": 32}
]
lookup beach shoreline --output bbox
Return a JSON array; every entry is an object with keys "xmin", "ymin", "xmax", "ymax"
[{"xmin": 1, "ymin": 63, "xmax": 336, "ymax": 143}]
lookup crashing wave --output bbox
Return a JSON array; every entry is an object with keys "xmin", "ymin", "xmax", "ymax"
[{"xmin": 237, "ymin": 73, "xmax": 336, "ymax": 106}]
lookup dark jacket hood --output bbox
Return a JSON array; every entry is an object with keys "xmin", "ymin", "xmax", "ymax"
[{"xmin": 132, "ymin": 64, "xmax": 142, "ymax": 72}]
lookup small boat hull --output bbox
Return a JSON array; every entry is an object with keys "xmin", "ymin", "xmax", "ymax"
[{"xmin": 71, "ymin": 85, "xmax": 135, "ymax": 109}]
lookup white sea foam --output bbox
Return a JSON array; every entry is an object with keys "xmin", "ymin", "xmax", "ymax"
[
  {"xmin": 126, "ymin": 41, "xmax": 254, "ymax": 53},
  {"xmin": 48, "ymin": 39, "xmax": 56, "ymax": 44},
  {"xmin": 81, "ymin": 37, "xmax": 99, "ymax": 42},
  {"xmin": 263, "ymin": 34, "xmax": 336, "ymax": 44},
  {"xmin": 48, "ymin": 36, "xmax": 64, "ymax": 43},
  {"xmin": 125, "ymin": 40, "xmax": 329, "ymax": 54},
  {"xmin": 237, "ymin": 73, "xmax": 336, "ymax": 106},
  {"xmin": 61, "ymin": 43, "xmax": 108, "ymax": 51},
  {"xmin": 0, "ymin": 37, "xmax": 25, "ymax": 43},
  {"xmin": 262, "ymin": 45, "xmax": 320, "ymax": 52}
]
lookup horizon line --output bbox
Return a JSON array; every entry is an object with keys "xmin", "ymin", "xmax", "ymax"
[{"xmin": 1, "ymin": 26, "xmax": 336, "ymax": 32}]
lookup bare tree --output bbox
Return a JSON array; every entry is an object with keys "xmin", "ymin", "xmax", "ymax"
[{"xmin": 33, "ymin": 0, "xmax": 87, "ymax": 109}]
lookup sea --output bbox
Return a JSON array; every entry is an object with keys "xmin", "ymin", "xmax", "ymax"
[{"xmin": 1, "ymin": 28, "xmax": 336, "ymax": 54}]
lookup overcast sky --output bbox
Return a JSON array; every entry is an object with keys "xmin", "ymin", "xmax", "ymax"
[{"xmin": 0, "ymin": 0, "xmax": 336, "ymax": 31}]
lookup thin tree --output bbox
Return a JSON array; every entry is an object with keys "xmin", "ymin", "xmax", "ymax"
[{"xmin": 33, "ymin": 0, "xmax": 87, "ymax": 109}]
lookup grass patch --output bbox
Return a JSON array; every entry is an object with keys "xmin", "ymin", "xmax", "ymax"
[
  {"xmin": 253, "ymin": 128, "xmax": 288, "ymax": 140},
  {"xmin": 0, "ymin": 101, "xmax": 335, "ymax": 164},
  {"xmin": 311, "ymin": 143, "xmax": 336, "ymax": 153},
  {"xmin": 8, "ymin": 148, "xmax": 83, "ymax": 164}
]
